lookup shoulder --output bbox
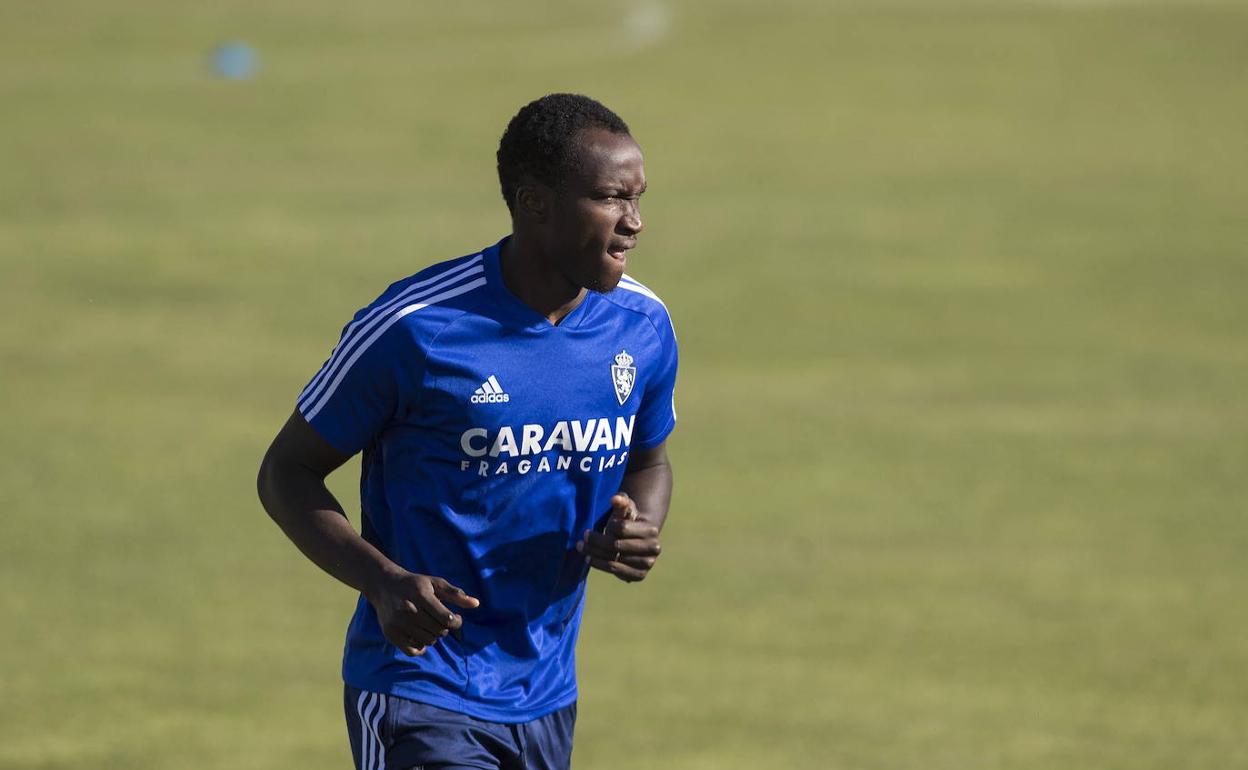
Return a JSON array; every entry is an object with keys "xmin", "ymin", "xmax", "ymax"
[
  {"xmin": 358, "ymin": 249, "xmax": 491, "ymax": 345},
  {"xmin": 373, "ymin": 250, "xmax": 489, "ymax": 314},
  {"xmin": 602, "ymin": 274, "xmax": 676, "ymax": 339}
]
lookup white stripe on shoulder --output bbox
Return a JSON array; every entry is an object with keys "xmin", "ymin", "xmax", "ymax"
[
  {"xmin": 301, "ymin": 276, "xmax": 487, "ymax": 422},
  {"xmin": 617, "ymin": 274, "xmax": 667, "ymax": 309},
  {"xmin": 618, "ymin": 274, "xmax": 677, "ymax": 341},
  {"xmin": 299, "ymin": 255, "xmax": 483, "ymax": 406},
  {"xmin": 298, "ymin": 256, "xmax": 484, "ymax": 411}
]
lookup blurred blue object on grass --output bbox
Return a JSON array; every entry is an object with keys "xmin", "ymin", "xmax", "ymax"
[{"xmin": 209, "ymin": 41, "xmax": 258, "ymax": 80}]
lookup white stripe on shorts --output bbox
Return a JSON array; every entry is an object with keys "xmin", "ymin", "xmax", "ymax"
[{"xmin": 355, "ymin": 691, "xmax": 387, "ymax": 770}]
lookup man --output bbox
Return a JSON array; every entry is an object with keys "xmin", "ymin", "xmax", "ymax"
[{"xmin": 257, "ymin": 93, "xmax": 677, "ymax": 770}]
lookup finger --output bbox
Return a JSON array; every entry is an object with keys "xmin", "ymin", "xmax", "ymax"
[
  {"xmin": 391, "ymin": 608, "xmax": 444, "ymax": 643},
  {"xmin": 412, "ymin": 586, "xmax": 458, "ymax": 630},
  {"xmin": 609, "ymin": 492, "xmax": 638, "ymax": 521},
  {"xmin": 432, "ymin": 579, "xmax": 481, "ymax": 611},
  {"xmin": 612, "ymin": 538, "xmax": 661, "ymax": 556},
  {"xmin": 581, "ymin": 530, "xmax": 619, "ymax": 560},
  {"xmin": 409, "ymin": 606, "xmax": 451, "ymax": 638},
  {"xmin": 428, "ymin": 582, "xmax": 479, "ymax": 635},
  {"xmin": 385, "ymin": 625, "xmax": 433, "ymax": 655},
  {"xmin": 398, "ymin": 632, "xmax": 433, "ymax": 656},
  {"xmin": 617, "ymin": 553, "xmax": 659, "ymax": 571},
  {"xmin": 580, "ymin": 532, "xmax": 660, "ymax": 563},
  {"xmin": 586, "ymin": 555, "xmax": 648, "ymax": 581},
  {"xmin": 604, "ymin": 518, "xmax": 660, "ymax": 539},
  {"xmin": 586, "ymin": 556, "xmax": 648, "ymax": 583}
]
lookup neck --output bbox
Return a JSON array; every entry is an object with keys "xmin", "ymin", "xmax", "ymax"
[{"xmin": 499, "ymin": 232, "xmax": 586, "ymax": 325}]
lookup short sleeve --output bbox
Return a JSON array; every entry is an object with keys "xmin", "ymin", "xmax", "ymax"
[
  {"xmin": 632, "ymin": 311, "xmax": 679, "ymax": 450},
  {"xmin": 295, "ymin": 309, "xmax": 424, "ymax": 456}
]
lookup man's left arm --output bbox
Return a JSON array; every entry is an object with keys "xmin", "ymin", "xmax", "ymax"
[{"xmin": 578, "ymin": 441, "xmax": 673, "ymax": 582}]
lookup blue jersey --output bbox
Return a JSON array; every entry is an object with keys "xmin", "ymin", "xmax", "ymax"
[{"xmin": 296, "ymin": 237, "xmax": 678, "ymax": 723}]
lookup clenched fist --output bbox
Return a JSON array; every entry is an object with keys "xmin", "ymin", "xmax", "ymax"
[{"xmin": 577, "ymin": 492, "xmax": 662, "ymax": 583}]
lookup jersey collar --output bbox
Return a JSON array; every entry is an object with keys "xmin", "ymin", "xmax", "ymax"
[{"xmin": 483, "ymin": 236, "xmax": 593, "ymax": 331}]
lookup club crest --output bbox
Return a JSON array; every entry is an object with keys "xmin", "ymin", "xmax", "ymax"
[{"xmin": 611, "ymin": 350, "xmax": 636, "ymax": 406}]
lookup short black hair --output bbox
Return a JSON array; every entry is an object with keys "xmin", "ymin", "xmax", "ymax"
[{"xmin": 497, "ymin": 93, "xmax": 631, "ymax": 213}]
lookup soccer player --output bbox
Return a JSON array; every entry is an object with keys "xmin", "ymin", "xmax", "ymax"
[{"xmin": 257, "ymin": 93, "xmax": 677, "ymax": 770}]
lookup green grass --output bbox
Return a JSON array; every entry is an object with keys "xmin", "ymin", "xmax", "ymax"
[{"xmin": 2, "ymin": 1, "xmax": 1247, "ymax": 768}]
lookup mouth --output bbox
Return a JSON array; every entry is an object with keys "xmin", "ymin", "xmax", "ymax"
[{"xmin": 607, "ymin": 240, "xmax": 636, "ymax": 261}]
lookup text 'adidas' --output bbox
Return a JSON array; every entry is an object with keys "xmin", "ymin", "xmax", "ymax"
[{"xmin": 471, "ymin": 375, "xmax": 511, "ymax": 404}]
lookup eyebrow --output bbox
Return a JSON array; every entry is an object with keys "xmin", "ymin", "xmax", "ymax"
[{"xmin": 595, "ymin": 184, "xmax": 646, "ymax": 195}]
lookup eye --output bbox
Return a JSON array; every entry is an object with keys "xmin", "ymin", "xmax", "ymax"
[{"xmin": 593, "ymin": 190, "xmax": 642, "ymax": 203}]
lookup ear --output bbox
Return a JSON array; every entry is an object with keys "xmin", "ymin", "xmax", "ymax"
[{"xmin": 514, "ymin": 184, "xmax": 549, "ymax": 223}]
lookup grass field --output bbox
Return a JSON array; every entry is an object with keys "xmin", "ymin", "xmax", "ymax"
[{"xmin": 3, "ymin": 1, "xmax": 1247, "ymax": 768}]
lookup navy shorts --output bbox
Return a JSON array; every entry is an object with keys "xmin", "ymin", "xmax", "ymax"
[{"xmin": 344, "ymin": 684, "xmax": 576, "ymax": 770}]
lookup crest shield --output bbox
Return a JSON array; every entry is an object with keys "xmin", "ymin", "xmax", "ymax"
[{"xmin": 611, "ymin": 350, "xmax": 636, "ymax": 405}]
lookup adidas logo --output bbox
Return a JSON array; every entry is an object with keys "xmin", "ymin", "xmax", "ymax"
[{"xmin": 470, "ymin": 375, "xmax": 510, "ymax": 404}]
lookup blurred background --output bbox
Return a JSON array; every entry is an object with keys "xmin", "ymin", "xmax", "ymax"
[{"xmin": 2, "ymin": 1, "xmax": 1246, "ymax": 768}]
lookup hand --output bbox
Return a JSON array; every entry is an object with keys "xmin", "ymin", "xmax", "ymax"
[
  {"xmin": 577, "ymin": 492, "xmax": 662, "ymax": 583},
  {"xmin": 367, "ymin": 570, "xmax": 480, "ymax": 656}
]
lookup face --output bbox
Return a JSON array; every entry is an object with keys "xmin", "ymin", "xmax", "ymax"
[{"xmin": 542, "ymin": 128, "xmax": 646, "ymax": 293}]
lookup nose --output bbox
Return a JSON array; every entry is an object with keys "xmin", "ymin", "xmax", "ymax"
[{"xmin": 620, "ymin": 199, "xmax": 643, "ymax": 236}]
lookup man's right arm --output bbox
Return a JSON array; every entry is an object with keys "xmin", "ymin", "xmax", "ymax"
[{"xmin": 256, "ymin": 410, "xmax": 478, "ymax": 655}]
